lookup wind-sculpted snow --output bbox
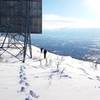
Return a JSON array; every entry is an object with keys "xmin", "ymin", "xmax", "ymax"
[{"xmin": 0, "ymin": 44, "xmax": 100, "ymax": 100}]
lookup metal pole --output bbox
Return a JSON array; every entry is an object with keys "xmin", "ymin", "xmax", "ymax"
[{"xmin": 28, "ymin": 34, "xmax": 32, "ymax": 58}]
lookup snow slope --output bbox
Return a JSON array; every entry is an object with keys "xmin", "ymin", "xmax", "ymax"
[{"xmin": 0, "ymin": 45, "xmax": 100, "ymax": 100}]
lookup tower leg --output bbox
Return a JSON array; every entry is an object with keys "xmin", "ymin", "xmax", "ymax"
[
  {"xmin": 28, "ymin": 34, "xmax": 32, "ymax": 58},
  {"xmin": 1, "ymin": 32, "xmax": 8, "ymax": 48},
  {"xmin": 23, "ymin": 33, "xmax": 28, "ymax": 63}
]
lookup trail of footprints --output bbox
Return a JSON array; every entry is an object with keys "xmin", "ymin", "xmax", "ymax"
[
  {"xmin": 18, "ymin": 64, "xmax": 100, "ymax": 99},
  {"xmin": 19, "ymin": 65, "xmax": 39, "ymax": 100}
]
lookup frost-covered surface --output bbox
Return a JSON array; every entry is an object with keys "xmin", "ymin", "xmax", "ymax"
[{"xmin": 0, "ymin": 45, "xmax": 100, "ymax": 100}]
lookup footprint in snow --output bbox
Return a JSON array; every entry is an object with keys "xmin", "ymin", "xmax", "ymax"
[
  {"xmin": 60, "ymin": 75, "xmax": 72, "ymax": 79},
  {"xmin": 19, "ymin": 72, "xmax": 26, "ymax": 76},
  {"xmin": 88, "ymin": 77, "xmax": 94, "ymax": 80},
  {"xmin": 25, "ymin": 82, "xmax": 30, "ymax": 86},
  {"xmin": 96, "ymin": 76, "xmax": 100, "ymax": 81},
  {"xmin": 23, "ymin": 77, "xmax": 27, "ymax": 80},
  {"xmin": 25, "ymin": 98, "xmax": 29, "ymax": 100},
  {"xmin": 20, "ymin": 86, "xmax": 25, "ymax": 92},
  {"xmin": 29, "ymin": 90, "xmax": 39, "ymax": 98},
  {"xmin": 19, "ymin": 74, "xmax": 23, "ymax": 79},
  {"xmin": 19, "ymin": 79, "xmax": 25, "ymax": 84}
]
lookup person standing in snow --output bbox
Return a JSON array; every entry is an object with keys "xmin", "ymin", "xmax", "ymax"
[
  {"xmin": 44, "ymin": 49, "xmax": 47, "ymax": 59},
  {"xmin": 40, "ymin": 48, "xmax": 43, "ymax": 53}
]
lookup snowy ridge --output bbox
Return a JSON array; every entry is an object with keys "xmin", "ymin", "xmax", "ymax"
[{"xmin": 0, "ymin": 45, "xmax": 100, "ymax": 100}]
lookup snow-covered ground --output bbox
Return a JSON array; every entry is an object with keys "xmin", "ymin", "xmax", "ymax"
[{"xmin": 0, "ymin": 44, "xmax": 100, "ymax": 100}]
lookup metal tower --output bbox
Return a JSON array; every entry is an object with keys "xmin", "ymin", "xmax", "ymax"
[{"xmin": 0, "ymin": 0, "xmax": 42, "ymax": 62}]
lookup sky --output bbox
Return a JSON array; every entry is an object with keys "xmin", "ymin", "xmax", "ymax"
[{"xmin": 43, "ymin": 0, "xmax": 100, "ymax": 30}]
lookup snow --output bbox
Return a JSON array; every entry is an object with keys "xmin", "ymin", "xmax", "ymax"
[{"xmin": 0, "ymin": 42, "xmax": 100, "ymax": 100}]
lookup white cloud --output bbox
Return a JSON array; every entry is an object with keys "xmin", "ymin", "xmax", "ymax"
[
  {"xmin": 43, "ymin": 14, "xmax": 77, "ymax": 30},
  {"xmin": 43, "ymin": 14, "xmax": 100, "ymax": 30},
  {"xmin": 43, "ymin": 14, "xmax": 78, "ymax": 22}
]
